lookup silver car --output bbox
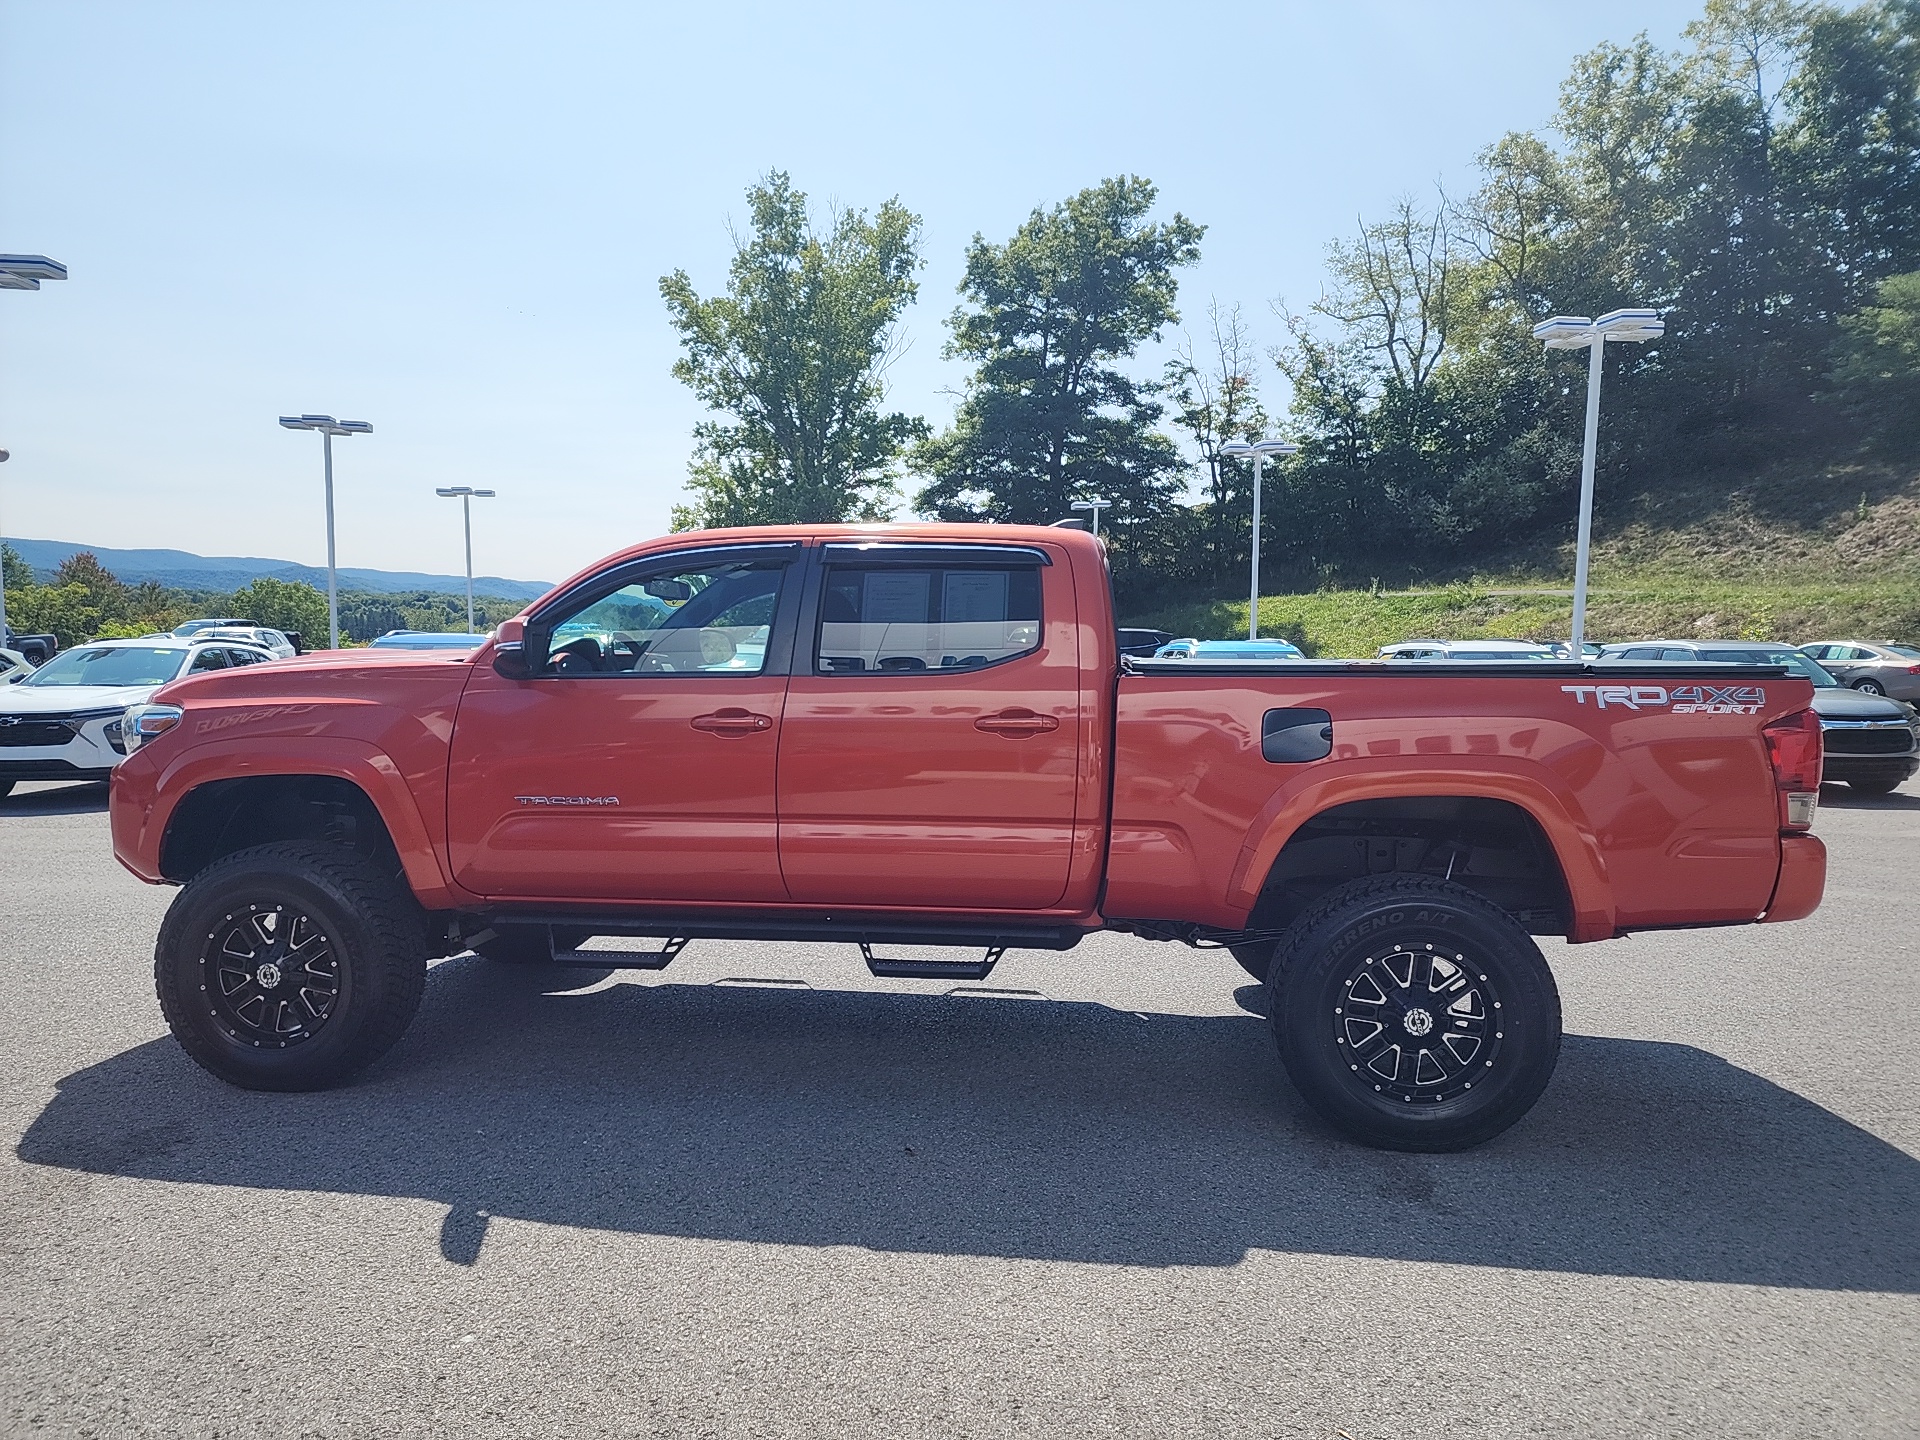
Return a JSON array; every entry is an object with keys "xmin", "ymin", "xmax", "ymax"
[{"xmin": 1798, "ymin": 641, "xmax": 1920, "ymax": 700}]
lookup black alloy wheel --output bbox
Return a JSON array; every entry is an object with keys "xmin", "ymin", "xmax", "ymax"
[
  {"xmin": 155, "ymin": 842, "xmax": 428, "ymax": 1091},
  {"xmin": 1267, "ymin": 874, "xmax": 1562, "ymax": 1152},
  {"xmin": 202, "ymin": 903, "xmax": 342, "ymax": 1048},
  {"xmin": 1336, "ymin": 945, "xmax": 1498, "ymax": 1102}
]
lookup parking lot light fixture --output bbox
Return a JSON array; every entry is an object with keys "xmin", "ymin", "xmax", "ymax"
[
  {"xmin": 279, "ymin": 415, "xmax": 374, "ymax": 648},
  {"xmin": 1069, "ymin": 497, "xmax": 1111, "ymax": 540},
  {"xmin": 0, "ymin": 255, "xmax": 67, "ymax": 290},
  {"xmin": 0, "ymin": 255, "xmax": 66, "ymax": 643},
  {"xmin": 1219, "ymin": 438, "xmax": 1300, "ymax": 640},
  {"xmin": 435, "ymin": 486, "xmax": 497, "ymax": 634},
  {"xmin": 1533, "ymin": 309, "xmax": 1663, "ymax": 653}
]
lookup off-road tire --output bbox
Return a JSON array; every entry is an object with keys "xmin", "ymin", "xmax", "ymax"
[
  {"xmin": 155, "ymin": 842, "xmax": 429, "ymax": 1091},
  {"xmin": 1267, "ymin": 874, "xmax": 1561, "ymax": 1152}
]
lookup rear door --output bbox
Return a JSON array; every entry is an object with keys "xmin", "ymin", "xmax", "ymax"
[
  {"xmin": 776, "ymin": 541, "xmax": 1082, "ymax": 910},
  {"xmin": 446, "ymin": 542, "xmax": 801, "ymax": 902}
]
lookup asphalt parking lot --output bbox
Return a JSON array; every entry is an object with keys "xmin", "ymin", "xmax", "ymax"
[{"xmin": 2, "ymin": 779, "xmax": 1917, "ymax": 1438}]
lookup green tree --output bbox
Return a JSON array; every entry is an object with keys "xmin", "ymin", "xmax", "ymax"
[
  {"xmin": 915, "ymin": 176, "xmax": 1203, "ymax": 584},
  {"xmin": 661, "ymin": 172, "xmax": 927, "ymax": 528},
  {"xmin": 53, "ymin": 552, "xmax": 130, "ymax": 622},
  {"xmin": 229, "ymin": 577, "xmax": 329, "ymax": 641},
  {"xmin": 1164, "ymin": 301, "xmax": 1267, "ymax": 584},
  {"xmin": 6, "ymin": 585, "xmax": 101, "ymax": 648},
  {"xmin": 1833, "ymin": 269, "xmax": 1920, "ymax": 439},
  {"xmin": 1, "ymin": 542, "xmax": 32, "ymax": 592}
]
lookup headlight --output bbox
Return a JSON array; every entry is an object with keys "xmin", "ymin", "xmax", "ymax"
[{"xmin": 121, "ymin": 703, "xmax": 184, "ymax": 753}]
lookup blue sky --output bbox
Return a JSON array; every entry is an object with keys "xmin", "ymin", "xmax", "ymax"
[{"xmin": 1, "ymin": 0, "xmax": 1704, "ymax": 586}]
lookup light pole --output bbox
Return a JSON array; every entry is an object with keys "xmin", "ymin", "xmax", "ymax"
[
  {"xmin": 1219, "ymin": 438, "xmax": 1298, "ymax": 640},
  {"xmin": 279, "ymin": 414, "xmax": 373, "ymax": 648},
  {"xmin": 435, "ymin": 486, "xmax": 496, "ymax": 633},
  {"xmin": 1069, "ymin": 497, "xmax": 1111, "ymax": 539},
  {"xmin": 0, "ymin": 255, "xmax": 67, "ymax": 645},
  {"xmin": 1532, "ymin": 308, "xmax": 1664, "ymax": 653}
]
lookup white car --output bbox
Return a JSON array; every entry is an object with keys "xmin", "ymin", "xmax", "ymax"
[
  {"xmin": 199, "ymin": 625, "xmax": 299, "ymax": 659},
  {"xmin": 0, "ymin": 647, "xmax": 34, "ymax": 685},
  {"xmin": 0, "ymin": 635, "xmax": 275, "ymax": 797},
  {"xmin": 1378, "ymin": 638, "xmax": 1558, "ymax": 660}
]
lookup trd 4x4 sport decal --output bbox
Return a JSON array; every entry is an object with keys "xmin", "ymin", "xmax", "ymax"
[{"xmin": 1561, "ymin": 684, "xmax": 1766, "ymax": 715}]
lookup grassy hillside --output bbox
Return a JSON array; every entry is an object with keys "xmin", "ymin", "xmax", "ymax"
[{"xmin": 1127, "ymin": 457, "xmax": 1920, "ymax": 658}]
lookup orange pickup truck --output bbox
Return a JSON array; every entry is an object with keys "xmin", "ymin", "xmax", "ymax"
[{"xmin": 109, "ymin": 524, "xmax": 1827, "ymax": 1150}]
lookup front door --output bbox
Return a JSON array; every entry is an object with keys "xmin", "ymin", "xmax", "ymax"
[
  {"xmin": 776, "ymin": 542, "xmax": 1082, "ymax": 910},
  {"xmin": 446, "ymin": 544, "xmax": 800, "ymax": 902}
]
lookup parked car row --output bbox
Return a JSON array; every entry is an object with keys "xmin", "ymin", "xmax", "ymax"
[{"xmin": 0, "ymin": 634, "xmax": 283, "ymax": 798}]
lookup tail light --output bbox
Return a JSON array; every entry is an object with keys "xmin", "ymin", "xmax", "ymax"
[{"xmin": 1763, "ymin": 708, "xmax": 1822, "ymax": 831}]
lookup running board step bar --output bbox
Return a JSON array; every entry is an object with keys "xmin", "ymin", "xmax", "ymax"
[
  {"xmin": 860, "ymin": 942, "xmax": 1005, "ymax": 982},
  {"xmin": 551, "ymin": 933, "xmax": 690, "ymax": 970}
]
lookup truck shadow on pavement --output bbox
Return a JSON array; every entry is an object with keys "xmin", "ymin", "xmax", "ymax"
[
  {"xmin": 0, "ymin": 782, "xmax": 109, "ymax": 815},
  {"xmin": 18, "ymin": 957, "xmax": 1919, "ymax": 1290}
]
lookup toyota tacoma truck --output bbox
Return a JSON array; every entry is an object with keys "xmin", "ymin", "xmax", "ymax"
[{"xmin": 108, "ymin": 525, "xmax": 1828, "ymax": 1151}]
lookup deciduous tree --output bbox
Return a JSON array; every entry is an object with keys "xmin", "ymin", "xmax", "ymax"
[{"xmin": 662, "ymin": 172, "xmax": 927, "ymax": 528}]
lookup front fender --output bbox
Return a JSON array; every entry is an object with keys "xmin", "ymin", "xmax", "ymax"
[
  {"xmin": 126, "ymin": 736, "xmax": 472, "ymax": 910},
  {"xmin": 1226, "ymin": 757, "xmax": 1617, "ymax": 943}
]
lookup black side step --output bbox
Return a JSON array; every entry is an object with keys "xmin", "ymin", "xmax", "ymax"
[
  {"xmin": 860, "ymin": 942, "xmax": 1005, "ymax": 982},
  {"xmin": 550, "ymin": 934, "xmax": 690, "ymax": 970}
]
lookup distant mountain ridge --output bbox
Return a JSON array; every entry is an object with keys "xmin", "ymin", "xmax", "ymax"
[{"xmin": 8, "ymin": 537, "xmax": 554, "ymax": 602}]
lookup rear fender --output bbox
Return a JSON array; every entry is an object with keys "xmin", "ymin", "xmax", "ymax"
[{"xmin": 1228, "ymin": 761, "xmax": 1617, "ymax": 942}]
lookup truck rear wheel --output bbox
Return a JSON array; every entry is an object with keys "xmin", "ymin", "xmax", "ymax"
[
  {"xmin": 1267, "ymin": 875, "xmax": 1561, "ymax": 1152},
  {"xmin": 154, "ymin": 842, "xmax": 428, "ymax": 1092}
]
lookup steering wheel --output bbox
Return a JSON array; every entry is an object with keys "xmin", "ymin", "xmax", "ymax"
[{"xmin": 551, "ymin": 637, "xmax": 606, "ymax": 674}]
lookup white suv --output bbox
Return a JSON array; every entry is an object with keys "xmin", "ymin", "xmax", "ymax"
[{"xmin": 0, "ymin": 635, "xmax": 276, "ymax": 797}]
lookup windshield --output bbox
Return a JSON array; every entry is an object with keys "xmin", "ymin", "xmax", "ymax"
[{"xmin": 24, "ymin": 645, "xmax": 186, "ymax": 688}]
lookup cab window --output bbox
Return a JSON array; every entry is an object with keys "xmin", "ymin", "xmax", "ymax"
[
  {"xmin": 189, "ymin": 648, "xmax": 231, "ymax": 672},
  {"xmin": 543, "ymin": 560, "xmax": 785, "ymax": 676},
  {"xmin": 815, "ymin": 565, "xmax": 1041, "ymax": 674}
]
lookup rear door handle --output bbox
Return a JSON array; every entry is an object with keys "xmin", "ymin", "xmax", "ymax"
[
  {"xmin": 691, "ymin": 708, "xmax": 773, "ymax": 736},
  {"xmin": 974, "ymin": 708, "xmax": 1060, "ymax": 737}
]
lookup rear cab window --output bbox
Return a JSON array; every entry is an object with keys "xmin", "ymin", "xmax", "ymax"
[{"xmin": 814, "ymin": 554, "xmax": 1043, "ymax": 675}]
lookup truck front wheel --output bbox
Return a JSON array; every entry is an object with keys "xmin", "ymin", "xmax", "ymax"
[
  {"xmin": 154, "ymin": 843, "xmax": 428, "ymax": 1091},
  {"xmin": 1268, "ymin": 875, "xmax": 1561, "ymax": 1152}
]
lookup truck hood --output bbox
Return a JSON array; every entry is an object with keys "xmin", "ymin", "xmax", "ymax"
[
  {"xmin": 0, "ymin": 683, "xmax": 157, "ymax": 715},
  {"xmin": 1810, "ymin": 687, "xmax": 1915, "ymax": 722}
]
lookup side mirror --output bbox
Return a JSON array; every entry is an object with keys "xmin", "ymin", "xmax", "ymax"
[{"xmin": 489, "ymin": 616, "xmax": 540, "ymax": 679}]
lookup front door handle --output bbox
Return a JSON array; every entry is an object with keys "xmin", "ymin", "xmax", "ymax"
[
  {"xmin": 974, "ymin": 708, "xmax": 1060, "ymax": 737},
  {"xmin": 691, "ymin": 708, "xmax": 773, "ymax": 736}
]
